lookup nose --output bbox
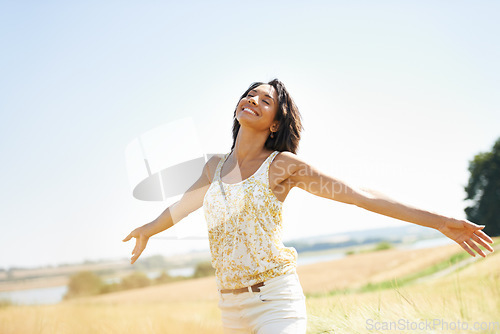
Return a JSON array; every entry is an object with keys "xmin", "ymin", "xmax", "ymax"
[{"xmin": 248, "ymin": 96, "xmax": 258, "ymax": 105}]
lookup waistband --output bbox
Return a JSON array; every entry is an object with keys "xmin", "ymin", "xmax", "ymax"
[{"xmin": 217, "ymin": 271, "xmax": 298, "ymax": 295}]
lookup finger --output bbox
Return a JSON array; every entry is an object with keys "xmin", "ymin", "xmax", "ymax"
[
  {"xmin": 474, "ymin": 229, "xmax": 493, "ymax": 244},
  {"xmin": 132, "ymin": 236, "xmax": 141, "ymax": 255},
  {"xmin": 459, "ymin": 241, "xmax": 475, "ymax": 257},
  {"xmin": 134, "ymin": 236, "xmax": 146, "ymax": 255},
  {"xmin": 131, "ymin": 243, "xmax": 140, "ymax": 263},
  {"xmin": 465, "ymin": 239, "xmax": 485, "ymax": 257},
  {"xmin": 131, "ymin": 248, "xmax": 144, "ymax": 264},
  {"xmin": 136, "ymin": 237, "xmax": 147, "ymax": 255},
  {"xmin": 471, "ymin": 234, "xmax": 495, "ymax": 252},
  {"xmin": 123, "ymin": 233, "xmax": 132, "ymax": 242},
  {"xmin": 132, "ymin": 239, "xmax": 140, "ymax": 256}
]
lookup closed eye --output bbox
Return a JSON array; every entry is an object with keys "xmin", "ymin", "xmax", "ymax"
[{"xmin": 247, "ymin": 94, "xmax": 270, "ymax": 105}]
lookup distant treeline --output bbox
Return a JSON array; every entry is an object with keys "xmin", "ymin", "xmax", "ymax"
[
  {"xmin": 64, "ymin": 261, "xmax": 214, "ymax": 300},
  {"xmin": 1, "ymin": 255, "xmax": 206, "ymax": 283}
]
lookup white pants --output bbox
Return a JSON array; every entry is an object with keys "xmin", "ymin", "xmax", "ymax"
[{"xmin": 217, "ymin": 272, "xmax": 308, "ymax": 334}]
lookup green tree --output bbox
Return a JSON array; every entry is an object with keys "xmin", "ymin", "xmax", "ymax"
[
  {"xmin": 120, "ymin": 271, "xmax": 151, "ymax": 289},
  {"xmin": 155, "ymin": 270, "xmax": 174, "ymax": 284},
  {"xmin": 373, "ymin": 241, "xmax": 393, "ymax": 251},
  {"xmin": 99, "ymin": 281, "xmax": 123, "ymax": 294},
  {"xmin": 192, "ymin": 261, "xmax": 215, "ymax": 278},
  {"xmin": 465, "ymin": 137, "xmax": 500, "ymax": 237},
  {"xmin": 64, "ymin": 271, "xmax": 103, "ymax": 299}
]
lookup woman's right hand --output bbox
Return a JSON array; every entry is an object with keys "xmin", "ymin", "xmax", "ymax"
[{"xmin": 122, "ymin": 225, "xmax": 151, "ymax": 264}]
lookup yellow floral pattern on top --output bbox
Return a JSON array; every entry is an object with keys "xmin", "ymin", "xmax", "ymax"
[{"xmin": 202, "ymin": 150, "xmax": 298, "ymax": 290}]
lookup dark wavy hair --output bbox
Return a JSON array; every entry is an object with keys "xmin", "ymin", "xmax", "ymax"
[{"xmin": 230, "ymin": 78, "xmax": 304, "ymax": 154}]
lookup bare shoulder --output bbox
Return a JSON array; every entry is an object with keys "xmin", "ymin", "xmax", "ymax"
[
  {"xmin": 274, "ymin": 151, "xmax": 306, "ymax": 164},
  {"xmin": 273, "ymin": 151, "xmax": 309, "ymax": 171},
  {"xmin": 270, "ymin": 151, "xmax": 308, "ymax": 186},
  {"xmin": 204, "ymin": 153, "xmax": 226, "ymax": 183}
]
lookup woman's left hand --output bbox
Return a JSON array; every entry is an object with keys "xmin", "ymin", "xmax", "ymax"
[{"xmin": 438, "ymin": 219, "xmax": 494, "ymax": 257}]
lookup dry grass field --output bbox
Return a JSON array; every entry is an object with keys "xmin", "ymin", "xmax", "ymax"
[
  {"xmin": 0, "ymin": 241, "xmax": 498, "ymax": 334},
  {"xmin": 305, "ymin": 248, "xmax": 500, "ymax": 334},
  {"xmin": 296, "ymin": 243, "xmax": 464, "ymax": 294}
]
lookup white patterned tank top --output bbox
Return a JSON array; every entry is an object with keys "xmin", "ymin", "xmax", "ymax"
[{"xmin": 202, "ymin": 150, "xmax": 298, "ymax": 289}]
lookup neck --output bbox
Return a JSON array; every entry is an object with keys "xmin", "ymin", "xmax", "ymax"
[{"xmin": 232, "ymin": 125, "xmax": 272, "ymax": 164}]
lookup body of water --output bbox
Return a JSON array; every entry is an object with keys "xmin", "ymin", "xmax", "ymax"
[
  {"xmin": 167, "ymin": 266, "xmax": 195, "ymax": 277},
  {"xmin": 297, "ymin": 251, "xmax": 345, "ymax": 266},
  {"xmin": 0, "ymin": 285, "xmax": 67, "ymax": 305}
]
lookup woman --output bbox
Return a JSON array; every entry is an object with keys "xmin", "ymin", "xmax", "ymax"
[{"xmin": 123, "ymin": 78, "xmax": 494, "ymax": 334}]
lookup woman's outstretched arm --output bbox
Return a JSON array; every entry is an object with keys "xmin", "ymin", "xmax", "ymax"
[
  {"xmin": 122, "ymin": 155, "xmax": 221, "ymax": 264},
  {"xmin": 273, "ymin": 152, "xmax": 494, "ymax": 257}
]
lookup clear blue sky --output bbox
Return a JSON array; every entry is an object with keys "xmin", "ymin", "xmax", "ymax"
[{"xmin": 1, "ymin": 1, "xmax": 499, "ymax": 269}]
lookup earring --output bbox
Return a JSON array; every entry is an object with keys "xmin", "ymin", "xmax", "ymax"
[{"xmin": 270, "ymin": 131, "xmax": 274, "ymax": 138}]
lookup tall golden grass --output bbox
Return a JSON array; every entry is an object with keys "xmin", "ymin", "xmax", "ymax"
[
  {"xmin": 306, "ymin": 249, "xmax": 500, "ymax": 333},
  {"xmin": 0, "ymin": 241, "xmax": 498, "ymax": 334}
]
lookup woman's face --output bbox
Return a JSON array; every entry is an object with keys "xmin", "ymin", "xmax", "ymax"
[{"xmin": 235, "ymin": 84, "xmax": 279, "ymax": 132}]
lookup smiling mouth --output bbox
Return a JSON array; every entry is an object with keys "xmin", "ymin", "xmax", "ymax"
[{"xmin": 243, "ymin": 107, "xmax": 258, "ymax": 116}]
